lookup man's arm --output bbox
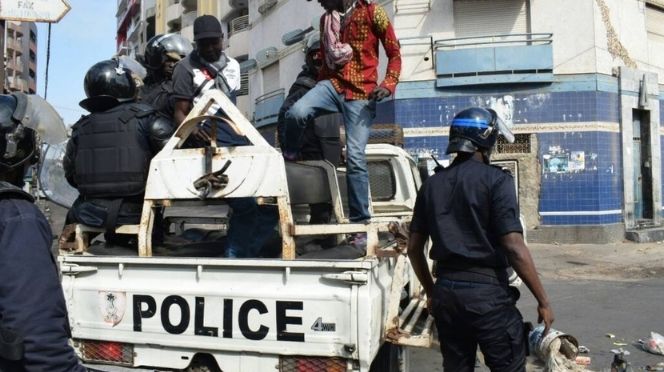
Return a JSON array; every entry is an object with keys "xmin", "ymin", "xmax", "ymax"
[
  {"xmin": 370, "ymin": 4, "xmax": 402, "ymax": 99},
  {"xmin": 500, "ymin": 232, "xmax": 554, "ymax": 334},
  {"xmin": 174, "ymin": 99, "xmax": 191, "ymax": 125}
]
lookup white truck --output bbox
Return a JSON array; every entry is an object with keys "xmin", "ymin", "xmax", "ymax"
[{"xmin": 59, "ymin": 91, "xmax": 434, "ymax": 372}]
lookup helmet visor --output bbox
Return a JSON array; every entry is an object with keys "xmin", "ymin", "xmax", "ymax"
[{"xmin": 495, "ymin": 115, "xmax": 515, "ymax": 143}]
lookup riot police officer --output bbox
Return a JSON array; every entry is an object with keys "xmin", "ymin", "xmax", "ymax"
[
  {"xmin": 63, "ymin": 59, "xmax": 174, "ymax": 247},
  {"xmin": 0, "ymin": 93, "xmax": 86, "ymax": 371},
  {"xmin": 407, "ymin": 107, "xmax": 554, "ymax": 371},
  {"xmin": 140, "ymin": 33, "xmax": 192, "ymax": 117}
]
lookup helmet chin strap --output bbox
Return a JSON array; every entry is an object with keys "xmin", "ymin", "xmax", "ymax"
[{"xmin": 481, "ymin": 148, "xmax": 492, "ymax": 164}]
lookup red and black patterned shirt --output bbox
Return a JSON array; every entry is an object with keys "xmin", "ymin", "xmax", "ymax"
[{"xmin": 319, "ymin": 0, "xmax": 402, "ymax": 100}]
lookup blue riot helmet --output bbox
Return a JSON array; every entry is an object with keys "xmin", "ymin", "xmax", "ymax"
[{"xmin": 446, "ymin": 107, "xmax": 514, "ymax": 155}]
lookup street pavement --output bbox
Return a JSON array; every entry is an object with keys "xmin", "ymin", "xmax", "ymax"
[{"xmin": 409, "ymin": 242, "xmax": 664, "ymax": 371}]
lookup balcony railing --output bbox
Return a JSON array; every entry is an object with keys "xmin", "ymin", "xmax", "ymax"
[
  {"xmin": 229, "ymin": 15, "xmax": 249, "ymax": 36},
  {"xmin": 434, "ymin": 33, "xmax": 554, "ymax": 87}
]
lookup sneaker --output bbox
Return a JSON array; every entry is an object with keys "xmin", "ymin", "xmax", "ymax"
[{"xmin": 348, "ymin": 232, "xmax": 367, "ymax": 248}]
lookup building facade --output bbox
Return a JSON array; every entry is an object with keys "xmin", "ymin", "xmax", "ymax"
[
  {"xmin": 4, "ymin": 21, "xmax": 37, "ymax": 94},
  {"xmin": 117, "ymin": 0, "xmax": 664, "ymax": 243},
  {"xmin": 116, "ymin": 0, "xmax": 158, "ymax": 57}
]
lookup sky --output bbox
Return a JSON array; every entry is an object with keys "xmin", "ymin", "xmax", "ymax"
[{"xmin": 36, "ymin": 0, "xmax": 117, "ymax": 125}]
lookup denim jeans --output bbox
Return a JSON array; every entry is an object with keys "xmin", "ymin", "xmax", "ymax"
[
  {"xmin": 283, "ymin": 80, "xmax": 375, "ymax": 222},
  {"xmin": 225, "ymin": 198, "xmax": 279, "ymax": 258}
]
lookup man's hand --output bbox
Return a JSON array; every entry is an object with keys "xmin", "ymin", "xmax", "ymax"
[
  {"xmin": 538, "ymin": 302, "xmax": 555, "ymax": 336},
  {"xmin": 192, "ymin": 125, "xmax": 212, "ymax": 143},
  {"xmin": 368, "ymin": 86, "xmax": 390, "ymax": 102}
]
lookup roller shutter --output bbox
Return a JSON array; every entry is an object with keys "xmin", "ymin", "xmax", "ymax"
[{"xmin": 453, "ymin": 0, "xmax": 530, "ymax": 38}]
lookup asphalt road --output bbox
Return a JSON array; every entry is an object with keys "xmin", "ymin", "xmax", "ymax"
[{"xmin": 408, "ymin": 246, "xmax": 664, "ymax": 372}]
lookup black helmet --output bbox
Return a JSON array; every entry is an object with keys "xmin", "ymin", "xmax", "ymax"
[
  {"xmin": 446, "ymin": 107, "xmax": 514, "ymax": 154},
  {"xmin": 80, "ymin": 59, "xmax": 137, "ymax": 111},
  {"xmin": 0, "ymin": 94, "xmax": 38, "ymax": 173},
  {"xmin": 143, "ymin": 33, "xmax": 192, "ymax": 70}
]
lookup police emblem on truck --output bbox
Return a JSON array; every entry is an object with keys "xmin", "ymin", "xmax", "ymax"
[{"xmin": 133, "ymin": 295, "xmax": 306, "ymax": 342}]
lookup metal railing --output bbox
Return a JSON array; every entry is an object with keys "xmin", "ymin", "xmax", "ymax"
[
  {"xmin": 229, "ymin": 15, "xmax": 250, "ymax": 36},
  {"xmin": 255, "ymin": 88, "xmax": 285, "ymax": 105},
  {"xmin": 398, "ymin": 36, "xmax": 434, "ymax": 70},
  {"xmin": 435, "ymin": 33, "xmax": 553, "ymax": 50}
]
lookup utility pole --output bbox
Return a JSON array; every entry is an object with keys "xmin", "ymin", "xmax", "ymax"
[{"xmin": 0, "ymin": 20, "xmax": 5, "ymax": 93}]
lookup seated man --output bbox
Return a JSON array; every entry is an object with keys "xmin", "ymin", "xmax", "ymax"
[
  {"xmin": 171, "ymin": 15, "xmax": 278, "ymax": 258},
  {"xmin": 63, "ymin": 59, "xmax": 174, "ymax": 247}
]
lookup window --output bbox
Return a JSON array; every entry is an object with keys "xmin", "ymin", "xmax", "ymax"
[
  {"xmin": 646, "ymin": 2, "xmax": 664, "ymax": 44},
  {"xmin": 453, "ymin": 0, "xmax": 530, "ymax": 39},
  {"xmin": 368, "ymin": 161, "xmax": 396, "ymax": 202},
  {"xmin": 495, "ymin": 133, "xmax": 531, "ymax": 154}
]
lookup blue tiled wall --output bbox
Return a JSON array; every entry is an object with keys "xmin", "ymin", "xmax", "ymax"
[
  {"xmin": 391, "ymin": 84, "xmax": 625, "ymax": 226},
  {"xmin": 538, "ymin": 132, "xmax": 623, "ymax": 225}
]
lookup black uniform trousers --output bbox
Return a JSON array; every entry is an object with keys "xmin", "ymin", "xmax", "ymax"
[{"xmin": 431, "ymin": 278, "xmax": 526, "ymax": 372}]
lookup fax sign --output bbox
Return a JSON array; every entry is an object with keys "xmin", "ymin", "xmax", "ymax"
[{"xmin": 0, "ymin": 0, "xmax": 71, "ymax": 23}]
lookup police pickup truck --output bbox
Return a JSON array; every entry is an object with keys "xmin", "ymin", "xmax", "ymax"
[{"xmin": 58, "ymin": 91, "xmax": 433, "ymax": 372}]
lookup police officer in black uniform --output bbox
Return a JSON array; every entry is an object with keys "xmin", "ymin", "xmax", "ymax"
[
  {"xmin": 0, "ymin": 93, "xmax": 87, "ymax": 371},
  {"xmin": 277, "ymin": 34, "xmax": 342, "ymax": 226},
  {"xmin": 407, "ymin": 107, "xmax": 554, "ymax": 371},
  {"xmin": 140, "ymin": 33, "xmax": 192, "ymax": 118},
  {"xmin": 63, "ymin": 59, "xmax": 174, "ymax": 247}
]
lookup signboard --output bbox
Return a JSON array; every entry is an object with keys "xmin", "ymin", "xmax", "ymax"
[{"xmin": 0, "ymin": 0, "xmax": 71, "ymax": 23}]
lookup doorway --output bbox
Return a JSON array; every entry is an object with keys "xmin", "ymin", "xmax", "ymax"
[{"xmin": 632, "ymin": 109, "xmax": 654, "ymax": 226}]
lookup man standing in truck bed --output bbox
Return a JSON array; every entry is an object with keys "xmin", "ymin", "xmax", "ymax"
[{"xmin": 283, "ymin": 0, "xmax": 401, "ymax": 246}]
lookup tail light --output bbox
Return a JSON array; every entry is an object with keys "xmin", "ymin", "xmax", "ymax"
[
  {"xmin": 76, "ymin": 339, "xmax": 134, "ymax": 366},
  {"xmin": 280, "ymin": 356, "xmax": 347, "ymax": 372}
]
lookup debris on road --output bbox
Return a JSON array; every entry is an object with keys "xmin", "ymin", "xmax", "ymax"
[
  {"xmin": 575, "ymin": 355, "xmax": 591, "ymax": 366},
  {"xmin": 640, "ymin": 332, "xmax": 664, "ymax": 355},
  {"xmin": 610, "ymin": 348, "xmax": 631, "ymax": 372},
  {"xmin": 528, "ymin": 326, "xmax": 587, "ymax": 371},
  {"xmin": 607, "ymin": 333, "xmax": 616, "ymax": 339},
  {"xmin": 645, "ymin": 362, "xmax": 664, "ymax": 371},
  {"xmin": 578, "ymin": 345, "xmax": 590, "ymax": 353}
]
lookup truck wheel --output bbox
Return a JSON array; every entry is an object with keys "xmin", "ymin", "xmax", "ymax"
[
  {"xmin": 370, "ymin": 342, "xmax": 408, "ymax": 372},
  {"xmin": 185, "ymin": 354, "xmax": 221, "ymax": 372}
]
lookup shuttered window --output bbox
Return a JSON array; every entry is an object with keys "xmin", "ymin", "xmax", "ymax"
[
  {"xmin": 453, "ymin": 0, "xmax": 530, "ymax": 39},
  {"xmin": 646, "ymin": 3, "xmax": 664, "ymax": 44}
]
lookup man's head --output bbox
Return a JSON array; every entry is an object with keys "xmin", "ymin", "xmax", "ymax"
[
  {"xmin": 305, "ymin": 33, "xmax": 322, "ymax": 74},
  {"xmin": 144, "ymin": 33, "xmax": 193, "ymax": 78},
  {"xmin": 79, "ymin": 59, "xmax": 137, "ymax": 112},
  {"xmin": 0, "ymin": 94, "xmax": 38, "ymax": 185},
  {"xmin": 193, "ymin": 15, "xmax": 224, "ymax": 63},
  {"xmin": 446, "ymin": 107, "xmax": 514, "ymax": 162},
  {"xmin": 309, "ymin": 0, "xmax": 345, "ymax": 12}
]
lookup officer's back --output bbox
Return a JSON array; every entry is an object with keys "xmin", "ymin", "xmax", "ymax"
[{"xmin": 421, "ymin": 157, "xmax": 519, "ymax": 269}]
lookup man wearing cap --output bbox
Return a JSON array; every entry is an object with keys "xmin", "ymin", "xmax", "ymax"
[
  {"xmin": 171, "ymin": 15, "xmax": 278, "ymax": 258},
  {"xmin": 283, "ymin": 0, "xmax": 401, "ymax": 247},
  {"xmin": 172, "ymin": 14, "xmax": 240, "ymax": 126}
]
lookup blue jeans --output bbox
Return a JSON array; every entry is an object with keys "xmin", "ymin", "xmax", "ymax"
[
  {"xmin": 283, "ymin": 80, "xmax": 375, "ymax": 222},
  {"xmin": 225, "ymin": 198, "xmax": 279, "ymax": 258}
]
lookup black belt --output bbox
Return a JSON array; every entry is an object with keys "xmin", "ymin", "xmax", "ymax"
[{"xmin": 436, "ymin": 262, "xmax": 509, "ymax": 285}]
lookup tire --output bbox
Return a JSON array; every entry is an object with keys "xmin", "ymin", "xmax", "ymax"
[{"xmin": 369, "ymin": 342, "xmax": 409, "ymax": 372}]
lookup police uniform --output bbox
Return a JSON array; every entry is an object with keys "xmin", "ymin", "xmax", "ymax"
[
  {"xmin": 64, "ymin": 102, "xmax": 173, "ymax": 243},
  {"xmin": 140, "ymin": 79, "xmax": 175, "ymax": 118},
  {"xmin": 410, "ymin": 157, "xmax": 526, "ymax": 371},
  {"xmin": 0, "ymin": 182, "xmax": 86, "ymax": 372}
]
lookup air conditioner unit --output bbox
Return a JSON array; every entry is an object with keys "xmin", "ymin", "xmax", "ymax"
[
  {"xmin": 258, "ymin": 0, "xmax": 278, "ymax": 15},
  {"xmin": 255, "ymin": 47, "xmax": 279, "ymax": 66}
]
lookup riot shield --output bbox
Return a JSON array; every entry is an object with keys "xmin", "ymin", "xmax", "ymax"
[{"xmin": 38, "ymin": 140, "xmax": 79, "ymax": 208}]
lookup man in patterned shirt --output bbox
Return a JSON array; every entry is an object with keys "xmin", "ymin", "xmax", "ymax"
[{"xmin": 284, "ymin": 0, "xmax": 401, "ymax": 245}]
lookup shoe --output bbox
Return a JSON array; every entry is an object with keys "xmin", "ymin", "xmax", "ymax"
[
  {"xmin": 348, "ymin": 232, "xmax": 367, "ymax": 248},
  {"xmin": 282, "ymin": 150, "xmax": 298, "ymax": 161}
]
